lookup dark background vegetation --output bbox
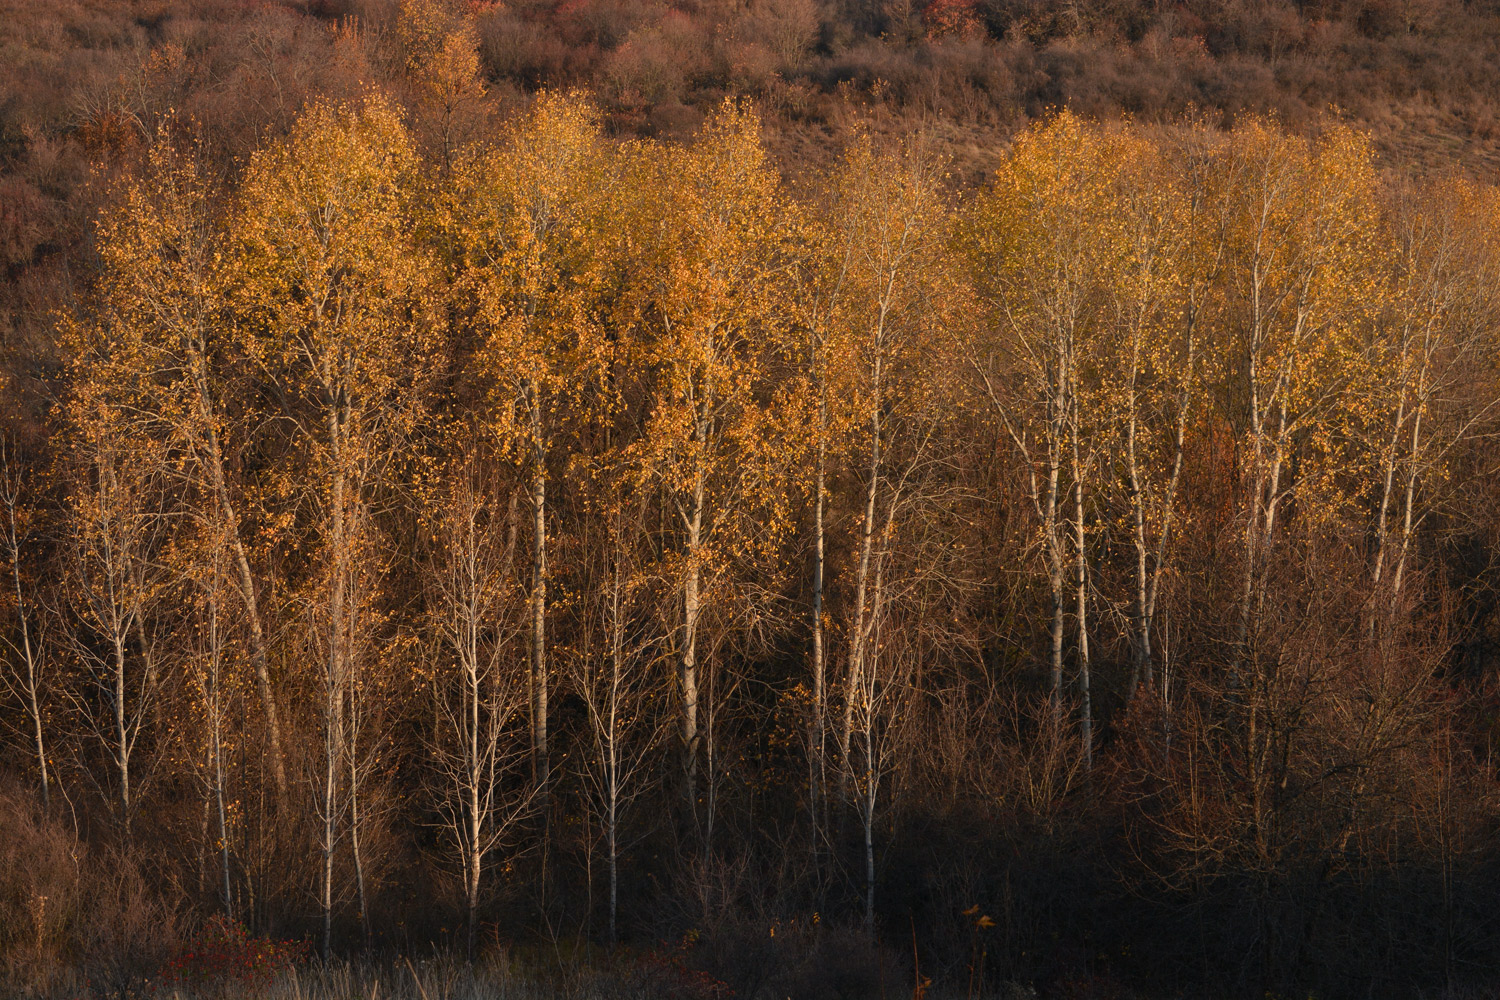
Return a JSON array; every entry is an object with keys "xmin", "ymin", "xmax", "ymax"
[{"xmin": 6, "ymin": 2, "xmax": 1500, "ymax": 1000}]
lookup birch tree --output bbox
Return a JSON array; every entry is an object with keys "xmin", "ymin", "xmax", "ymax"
[
  {"xmin": 64, "ymin": 410, "xmax": 170, "ymax": 845},
  {"xmin": 824, "ymin": 131, "xmax": 949, "ymax": 784},
  {"xmin": 1365, "ymin": 178, "xmax": 1500, "ymax": 622},
  {"xmin": 0, "ymin": 436, "xmax": 49, "ymax": 809},
  {"xmin": 395, "ymin": 0, "xmax": 488, "ymax": 170},
  {"xmin": 1213, "ymin": 122, "xmax": 1382, "ymax": 667},
  {"xmin": 628, "ymin": 102, "xmax": 794, "ymax": 815},
  {"xmin": 184, "ymin": 520, "xmax": 238, "ymax": 918},
  {"xmin": 87, "ymin": 139, "xmax": 292, "ymax": 802},
  {"xmin": 785, "ymin": 169, "xmax": 858, "ymax": 858},
  {"xmin": 569, "ymin": 461, "xmax": 663, "ymax": 943},
  {"xmin": 1106, "ymin": 127, "xmax": 1224, "ymax": 697},
  {"xmin": 452, "ymin": 92, "xmax": 611, "ymax": 802},
  {"xmin": 232, "ymin": 95, "xmax": 436, "ymax": 957},
  {"xmin": 962, "ymin": 113, "xmax": 1127, "ymax": 762},
  {"xmin": 422, "ymin": 442, "xmax": 531, "ymax": 957}
]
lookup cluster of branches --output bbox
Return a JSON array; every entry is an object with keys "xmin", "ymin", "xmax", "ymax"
[{"xmin": 4, "ymin": 76, "xmax": 1500, "ymax": 996}]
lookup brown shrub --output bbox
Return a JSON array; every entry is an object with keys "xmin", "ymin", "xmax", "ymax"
[
  {"xmin": 0, "ymin": 178, "xmax": 48, "ymax": 269},
  {"xmin": 0, "ymin": 781, "xmax": 80, "ymax": 995}
]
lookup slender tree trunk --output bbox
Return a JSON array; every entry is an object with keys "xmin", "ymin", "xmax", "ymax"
[
  {"xmin": 205, "ymin": 563, "xmax": 234, "ymax": 917},
  {"xmin": 862, "ymin": 776, "xmax": 876, "ymax": 930},
  {"xmin": 703, "ymin": 711, "xmax": 718, "ymax": 863},
  {"xmin": 1371, "ymin": 383, "xmax": 1407, "ymax": 593},
  {"xmin": 1071, "ymin": 425, "xmax": 1092, "ymax": 769},
  {"xmin": 1390, "ymin": 406, "xmax": 1423, "ymax": 604},
  {"xmin": 857, "ymin": 512, "xmax": 895, "ymax": 934},
  {"xmin": 681, "ymin": 545, "xmax": 702, "ymax": 807},
  {"xmin": 320, "ymin": 699, "xmax": 340, "ymax": 961},
  {"xmin": 1128, "ymin": 396, "xmax": 1151, "ymax": 693},
  {"xmin": 681, "ymin": 408, "xmax": 707, "ymax": 809},
  {"xmin": 214, "ymin": 715, "xmax": 232, "ymax": 917},
  {"xmin": 27, "ymin": 660, "xmax": 47, "ymax": 811},
  {"xmin": 529, "ymin": 394, "xmax": 549, "ymax": 801},
  {"xmin": 466, "ymin": 850, "xmax": 480, "ymax": 959},
  {"xmin": 1235, "ymin": 255, "xmax": 1272, "ymax": 664},
  {"xmin": 4, "ymin": 496, "xmax": 47, "ymax": 809},
  {"xmin": 191, "ymin": 356, "xmax": 288, "ymax": 801},
  {"xmin": 1045, "ymin": 417, "xmax": 1065, "ymax": 709},
  {"xmin": 1236, "ymin": 342, "xmax": 1265, "ymax": 664},
  {"xmin": 809, "ymin": 388, "xmax": 827, "ymax": 848},
  {"xmin": 466, "ymin": 606, "xmax": 483, "ymax": 959},
  {"xmin": 607, "ymin": 792, "xmax": 618, "ymax": 944},
  {"xmin": 1141, "ymin": 358, "xmax": 1192, "ymax": 694},
  {"xmin": 348, "ymin": 704, "xmax": 369, "ymax": 950},
  {"xmin": 607, "ymin": 546, "xmax": 624, "ymax": 943},
  {"xmin": 321, "ymin": 390, "xmax": 349, "ymax": 963},
  {"xmin": 236, "ymin": 551, "xmax": 288, "ymax": 803},
  {"xmin": 1237, "ymin": 492, "xmax": 1260, "ymax": 663},
  {"xmin": 113, "ymin": 631, "xmax": 131, "ymax": 844},
  {"xmin": 1123, "ymin": 307, "xmax": 1151, "ymax": 695},
  {"xmin": 1263, "ymin": 400, "xmax": 1287, "ymax": 548},
  {"xmin": 842, "ymin": 351, "xmax": 883, "ymax": 763}
]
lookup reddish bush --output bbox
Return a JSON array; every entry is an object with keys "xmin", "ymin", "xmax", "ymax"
[
  {"xmin": 155, "ymin": 916, "xmax": 307, "ymax": 995},
  {"xmin": 924, "ymin": 0, "xmax": 983, "ymax": 40},
  {"xmin": 629, "ymin": 933, "xmax": 736, "ymax": 1000}
]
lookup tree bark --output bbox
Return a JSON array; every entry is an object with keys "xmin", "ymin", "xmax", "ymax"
[
  {"xmin": 1071, "ymin": 424, "xmax": 1092, "ymax": 769},
  {"xmin": 2, "ymin": 487, "xmax": 48, "ymax": 809},
  {"xmin": 189, "ymin": 353, "xmax": 289, "ymax": 802},
  {"xmin": 809, "ymin": 387, "xmax": 827, "ymax": 851},
  {"xmin": 320, "ymin": 381, "xmax": 350, "ymax": 963},
  {"xmin": 112, "ymin": 629, "xmax": 131, "ymax": 843},
  {"xmin": 680, "ymin": 403, "xmax": 708, "ymax": 809},
  {"xmin": 529, "ymin": 391, "xmax": 549, "ymax": 802},
  {"xmin": 842, "ymin": 343, "xmax": 883, "ymax": 764}
]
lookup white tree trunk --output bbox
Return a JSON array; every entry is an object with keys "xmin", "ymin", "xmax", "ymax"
[{"xmin": 529, "ymin": 392, "xmax": 549, "ymax": 800}]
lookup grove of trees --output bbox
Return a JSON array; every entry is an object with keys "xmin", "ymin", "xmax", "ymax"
[{"xmin": 6, "ymin": 4, "xmax": 1500, "ymax": 999}]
